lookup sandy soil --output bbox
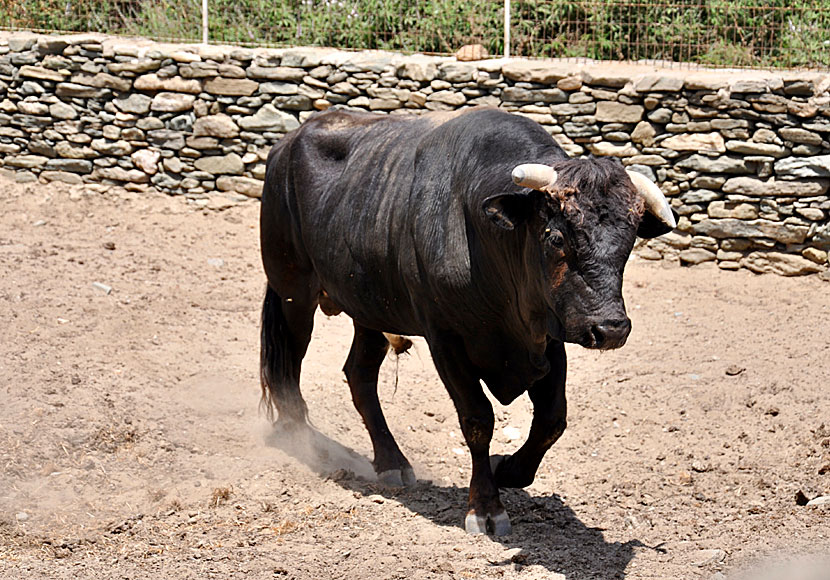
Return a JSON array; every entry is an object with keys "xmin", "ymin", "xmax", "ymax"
[{"xmin": 0, "ymin": 177, "xmax": 828, "ymax": 580}]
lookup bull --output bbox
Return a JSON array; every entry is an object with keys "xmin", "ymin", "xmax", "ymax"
[{"xmin": 259, "ymin": 107, "xmax": 676, "ymax": 535}]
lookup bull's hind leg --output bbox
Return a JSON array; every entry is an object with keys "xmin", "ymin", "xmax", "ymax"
[
  {"xmin": 260, "ymin": 283, "xmax": 317, "ymax": 429},
  {"xmin": 344, "ymin": 322, "xmax": 415, "ymax": 487},
  {"xmin": 493, "ymin": 340, "xmax": 567, "ymax": 488}
]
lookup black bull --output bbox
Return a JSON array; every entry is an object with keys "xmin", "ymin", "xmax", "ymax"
[{"xmin": 259, "ymin": 107, "xmax": 675, "ymax": 535}]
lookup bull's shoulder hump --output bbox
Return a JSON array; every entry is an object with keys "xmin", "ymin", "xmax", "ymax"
[
  {"xmin": 420, "ymin": 105, "xmax": 501, "ymax": 128},
  {"xmin": 301, "ymin": 108, "xmax": 428, "ymax": 137},
  {"xmin": 435, "ymin": 106, "xmax": 547, "ymax": 136},
  {"xmin": 295, "ymin": 109, "xmax": 425, "ymax": 155},
  {"xmin": 302, "ymin": 108, "xmax": 385, "ymax": 132}
]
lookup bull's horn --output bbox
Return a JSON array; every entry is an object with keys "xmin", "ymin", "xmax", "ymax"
[
  {"xmin": 626, "ymin": 170, "xmax": 677, "ymax": 229},
  {"xmin": 512, "ymin": 164, "xmax": 558, "ymax": 191}
]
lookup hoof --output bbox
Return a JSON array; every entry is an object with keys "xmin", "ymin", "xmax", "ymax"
[
  {"xmin": 377, "ymin": 467, "xmax": 417, "ymax": 487},
  {"xmin": 273, "ymin": 416, "xmax": 310, "ymax": 435},
  {"xmin": 464, "ymin": 510, "xmax": 512, "ymax": 536},
  {"xmin": 401, "ymin": 466, "xmax": 417, "ymax": 486}
]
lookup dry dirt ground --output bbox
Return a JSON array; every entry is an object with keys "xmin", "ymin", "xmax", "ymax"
[{"xmin": 0, "ymin": 177, "xmax": 828, "ymax": 580}]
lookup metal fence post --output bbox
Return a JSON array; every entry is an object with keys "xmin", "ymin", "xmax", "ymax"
[
  {"xmin": 504, "ymin": 0, "xmax": 511, "ymax": 58},
  {"xmin": 202, "ymin": 0, "xmax": 209, "ymax": 44}
]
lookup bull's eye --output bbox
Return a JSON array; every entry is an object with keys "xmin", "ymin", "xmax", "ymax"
[{"xmin": 544, "ymin": 227, "xmax": 564, "ymax": 249}]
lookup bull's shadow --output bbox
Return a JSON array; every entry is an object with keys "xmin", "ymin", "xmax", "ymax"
[{"xmin": 265, "ymin": 425, "xmax": 652, "ymax": 580}]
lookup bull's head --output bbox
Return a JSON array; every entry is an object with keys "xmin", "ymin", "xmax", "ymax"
[{"xmin": 482, "ymin": 158, "xmax": 676, "ymax": 350}]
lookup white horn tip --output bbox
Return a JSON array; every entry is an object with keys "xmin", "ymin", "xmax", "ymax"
[
  {"xmin": 511, "ymin": 166, "xmax": 526, "ymax": 185},
  {"xmin": 627, "ymin": 169, "xmax": 676, "ymax": 230},
  {"xmin": 664, "ymin": 209, "xmax": 678, "ymax": 229}
]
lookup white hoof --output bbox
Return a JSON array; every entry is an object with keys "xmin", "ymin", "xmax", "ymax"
[
  {"xmin": 401, "ymin": 466, "xmax": 417, "ymax": 486},
  {"xmin": 464, "ymin": 510, "xmax": 512, "ymax": 536},
  {"xmin": 377, "ymin": 469, "xmax": 404, "ymax": 486},
  {"xmin": 377, "ymin": 467, "xmax": 416, "ymax": 487}
]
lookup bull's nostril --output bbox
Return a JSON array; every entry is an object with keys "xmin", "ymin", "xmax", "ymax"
[
  {"xmin": 590, "ymin": 325, "xmax": 605, "ymax": 348},
  {"xmin": 603, "ymin": 318, "xmax": 631, "ymax": 335}
]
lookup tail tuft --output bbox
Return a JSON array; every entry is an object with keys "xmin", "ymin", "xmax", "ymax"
[{"xmin": 260, "ymin": 285, "xmax": 308, "ymax": 424}]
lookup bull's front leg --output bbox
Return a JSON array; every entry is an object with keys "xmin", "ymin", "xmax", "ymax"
[
  {"xmin": 428, "ymin": 335, "xmax": 511, "ymax": 536},
  {"xmin": 493, "ymin": 340, "xmax": 567, "ymax": 489}
]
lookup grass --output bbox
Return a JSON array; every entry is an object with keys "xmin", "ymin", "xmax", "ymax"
[{"xmin": 0, "ymin": 0, "xmax": 827, "ymax": 68}]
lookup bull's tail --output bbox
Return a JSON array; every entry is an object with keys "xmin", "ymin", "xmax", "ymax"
[{"xmin": 260, "ymin": 285, "xmax": 308, "ymax": 426}]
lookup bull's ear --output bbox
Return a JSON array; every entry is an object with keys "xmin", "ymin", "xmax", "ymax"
[
  {"xmin": 482, "ymin": 193, "xmax": 535, "ymax": 231},
  {"xmin": 637, "ymin": 208, "xmax": 679, "ymax": 239}
]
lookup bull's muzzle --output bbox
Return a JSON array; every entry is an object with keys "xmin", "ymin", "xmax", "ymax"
[{"xmin": 586, "ymin": 318, "xmax": 631, "ymax": 350}]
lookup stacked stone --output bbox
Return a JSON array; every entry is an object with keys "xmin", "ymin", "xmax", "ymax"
[{"xmin": 0, "ymin": 32, "xmax": 828, "ymax": 276}]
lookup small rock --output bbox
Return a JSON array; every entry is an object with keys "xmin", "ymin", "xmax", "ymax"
[
  {"xmin": 741, "ymin": 252, "xmax": 821, "ymax": 276},
  {"xmin": 114, "ymin": 94, "xmax": 152, "ymax": 115},
  {"xmin": 638, "ymin": 247, "xmax": 663, "ymax": 261},
  {"xmin": 502, "ymin": 426, "xmax": 522, "ymax": 441},
  {"xmin": 693, "ymin": 549, "xmax": 726, "ymax": 567},
  {"xmin": 41, "ymin": 171, "xmax": 83, "ymax": 185},
  {"xmin": 238, "ymin": 104, "xmax": 299, "ymax": 132},
  {"xmin": 802, "ymin": 248, "xmax": 828, "ymax": 265},
  {"xmin": 663, "ymin": 132, "xmax": 726, "ymax": 154},
  {"xmin": 131, "ymin": 150, "xmax": 160, "ymax": 175},
  {"xmin": 207, "ymin": 258, "xmax": 224, "ymax": 267},
  {"xmin": 193, "ymin": 114, "xmax": 239, "ymax": 138},
  {"xmin": 679, "ymin": 248, "xmax": 717, "ymax": 266},
  {"xmin": 454, "ymin": 44, "xmax": 488, "ymax": 62},
  {"xmin": 205, "ymin": 196, "xmax": 238, "ymax": 211},
  {"xmin": 557, "ymin": 75, "xmax": 582, "ymax": 91},
  {"xmin": 692, "ymin": 460, "xmax": 711, "ymax": 473},
  {"xmin": 194, "ymin": 153, "xmax": 244, "ymax": 175},
  {"xmin": 151, "ymin": 92, "xmax": 196, "ymax": 112},
  {"xmin": 795, "ymin": 490, "xmax": 810, "ymax": 506},
  {"xmin": 216, "ymin": 176, "xmax": 263, "ymax": 198},
  {"xmin": 15, "ymin": 512, "xmax": 29, "ymax": 522},
  {"xmin": 203, "ymin": 77, "xmax": 258, "ymax": 96},
  {"xmin": 596, "ymin": 102, "xmax": 644, "ymax": 123},
  {"xmin": 631, "ymin": 121, "xmax": 657, "ymax": 146},
  {"xmin": 489, "ymin": 547, "xmax": 526, "ymax": 564},
  {"xmin": 49, "ymin": 101, "xmax": 77, "ymax": 120},
  {"xmin": 517, "ymin": 564, "xmax": 565, "ymax": 579}
]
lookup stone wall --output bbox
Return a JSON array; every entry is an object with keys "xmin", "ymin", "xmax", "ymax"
[{"xmin": 1, "ymin": 31, "xmax": 829, "ymax": 277}]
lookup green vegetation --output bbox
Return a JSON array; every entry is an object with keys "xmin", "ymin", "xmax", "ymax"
[
  {"xmin": 1, "ymin": 0, "xmax": 827, "ymax": 68},
  {"xmin": 513, "ymin": 0, "xmax": 830, "ymax": 68}
]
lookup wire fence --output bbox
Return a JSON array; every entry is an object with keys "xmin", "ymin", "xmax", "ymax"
[{"xmin": 1, "ymin": 0, "xmax": 829, "ymax": 69}]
